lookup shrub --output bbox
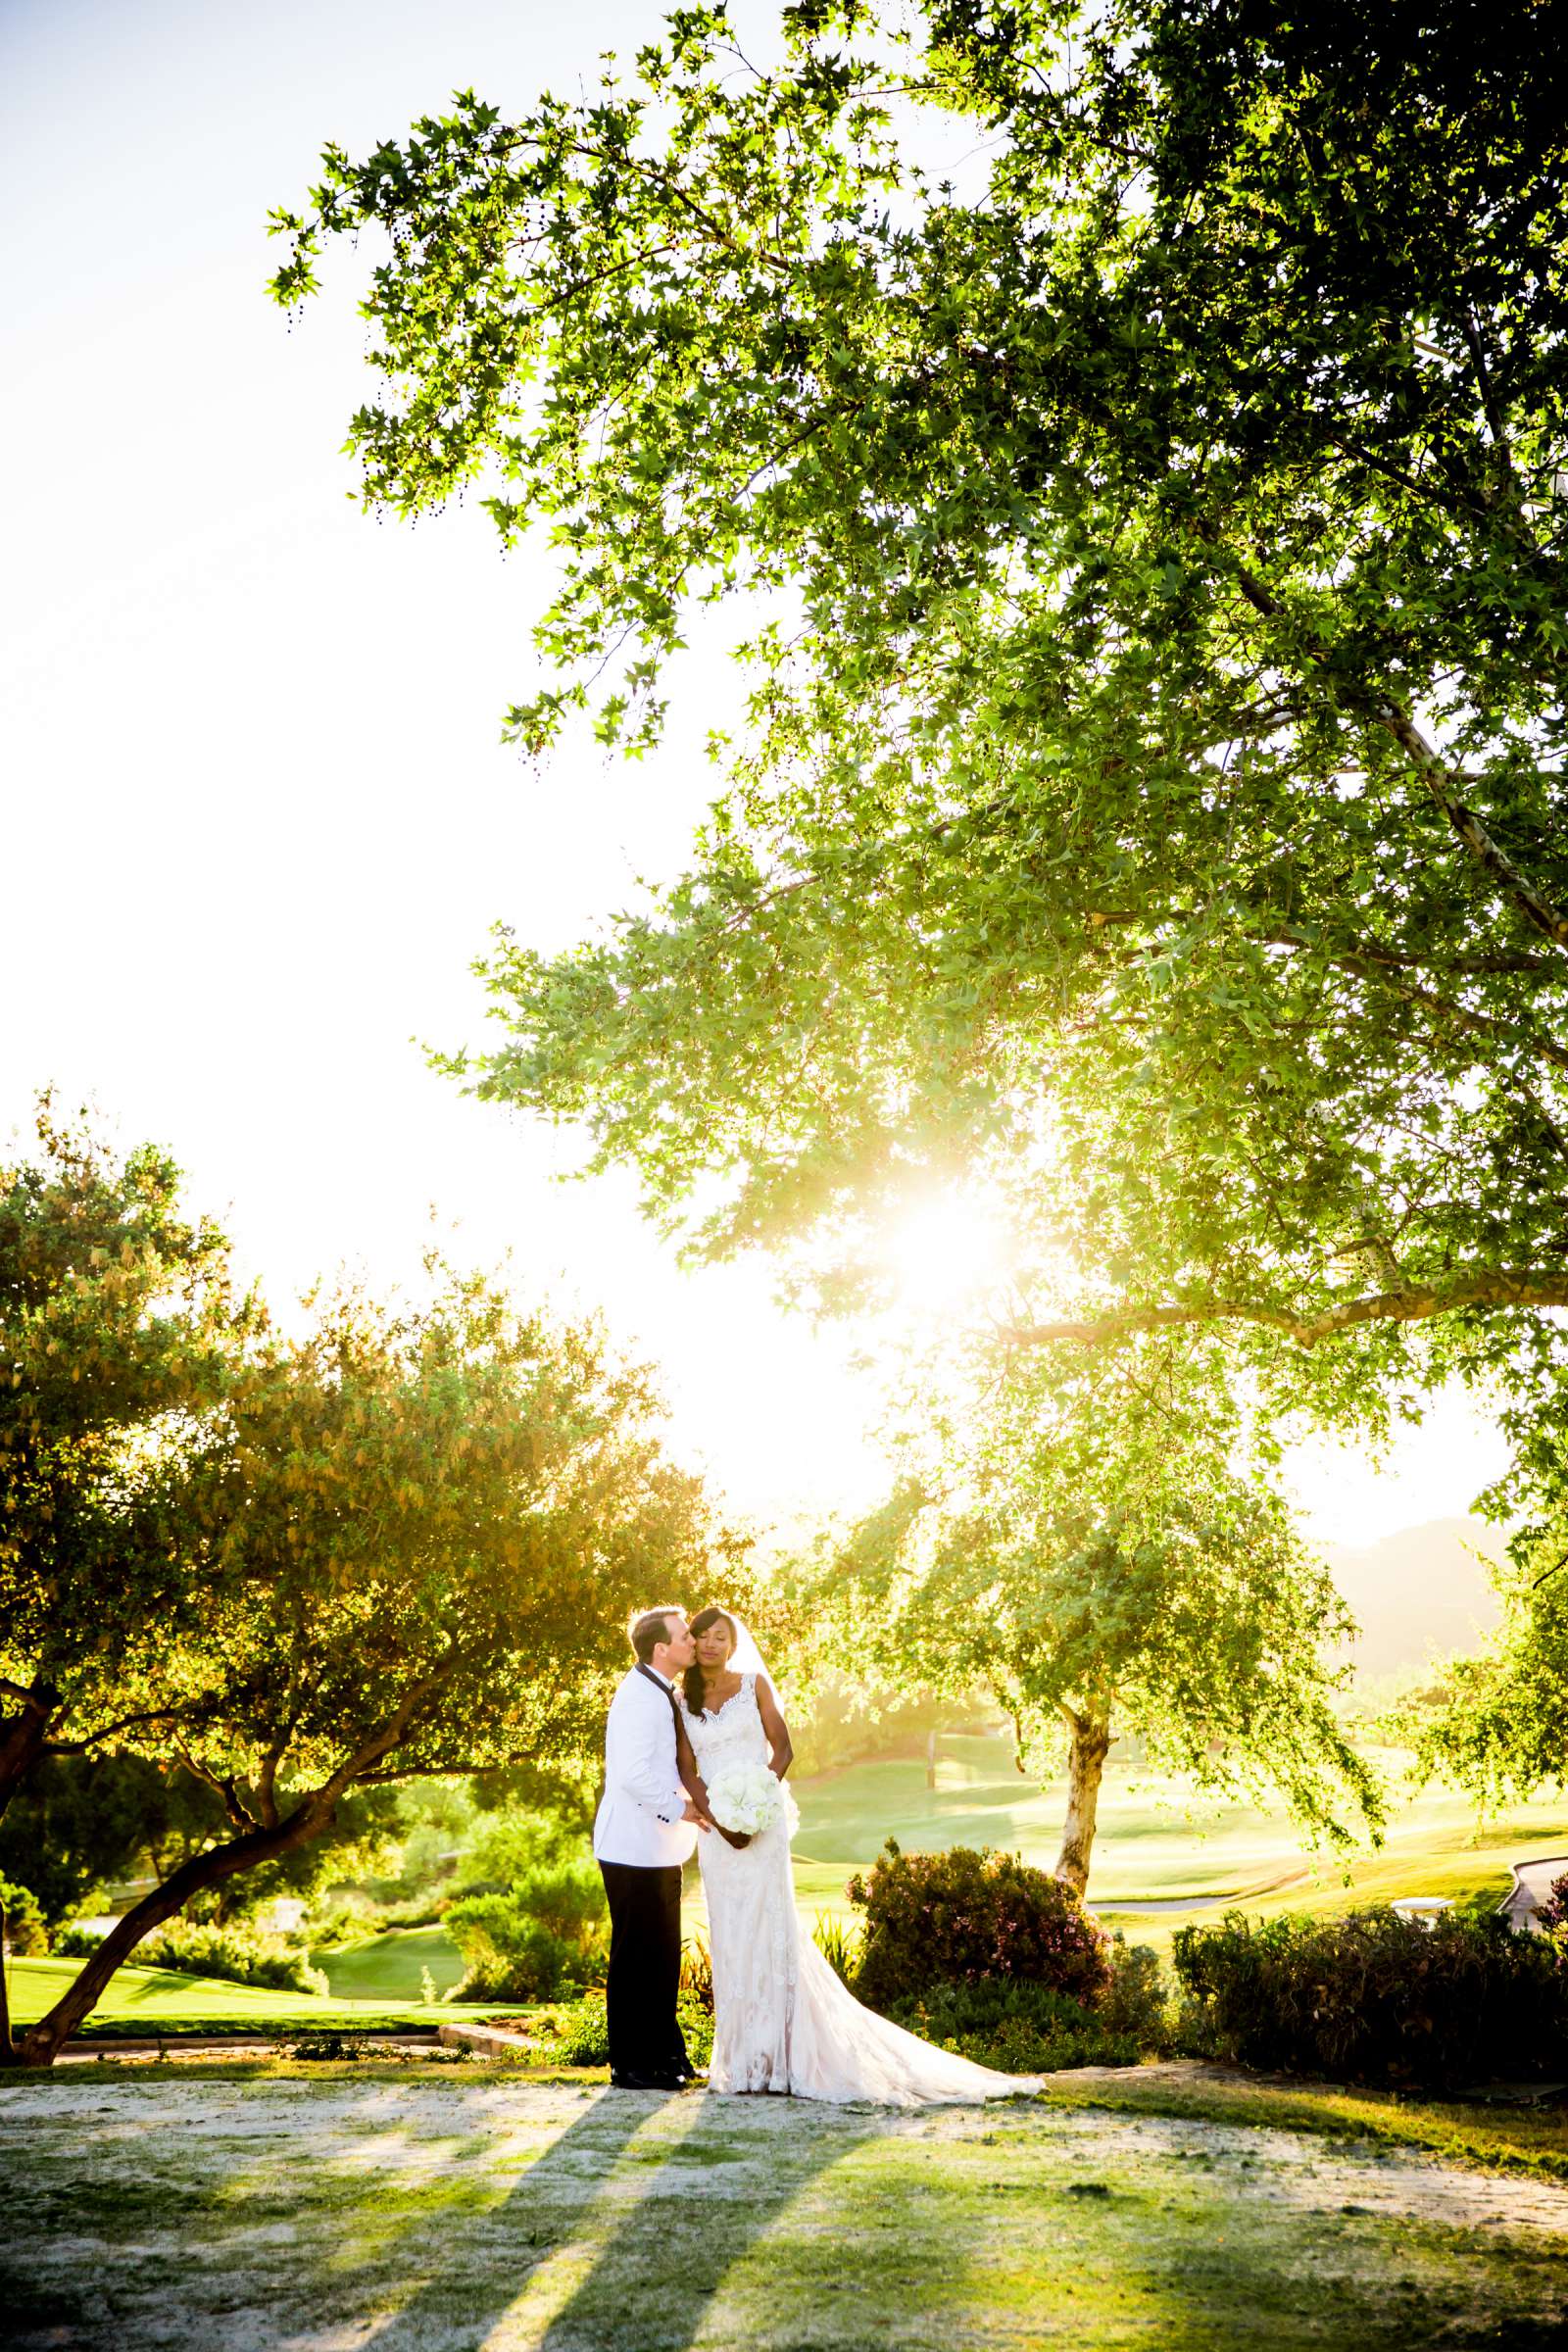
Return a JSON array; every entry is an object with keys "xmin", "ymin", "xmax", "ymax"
[
  {"xmin": 550, "ymin": 1988, "xmax": 713, "ymax": 2071},
  {"xmin": 59, "ymin": 1914, "xmax": 328, "ymax": 1992},
  {"xmin": 1539, "ymin": 1872, "xmax": 1568, "ymax": 1934},
  {"xmin": 376, "ymin": 1896, "xmax": 451, "ymax": 1931},
  {"xmin": 453, "ymin": 1802, "xmax": 580, "ymax": 1895},
  {"xmin": 445, "ymin": 1846, "xmax": 608, "ymax": 2002},
  {"xmin": 303, "ymin": 1895, "xmax": 378, "ymax": 1950},
  {"xmin": 880, "ymin": 1941, "xmax": 1169, "ymax": 2073},
  {"xmin": 56, "ymin": 1915, "xmax": 329, "ymax": 1992},
  {"xmin": 288, "ymin": 2034, "xmax": 363, "ymax": 2062},
  {"xmin": 1173, "ymin": 1906, "xmax": 1568, "ymax": 2090},
  {"xmin": 53, "ymin": 1921, "xmax": 109, "ymax": 1959},
  {"xmin": 0, "ymin": 1874, "xmax": 48, "ymax": 1956},
  {"xmin": 140, "ymin": 1919, "xmax": 329, "ymax": 1994},
  {"xmin": 307, "ymin": 1891, "xmax": 450, "ymax": 1946},
  {"xmin": 443, "ymin": 1804, "xmax": 609, "ymax": 2001},
  {"xmin": 678, "ymin": 1990, "xmax": 714, "ymax": 2071},
  {"xmin": 554, "ymin": 1992, "xmax": 611, "ymax": 2066},
  {"xmin": 884, "ymin": 1978, "xmax": 1142, "ymax": 2072},
  {"xmin": 445, "ymin": 1904, "xmax": 605, "ymax": 2002},
  {"xmin": 1100, "ymin": 1937, "xmax": 1171, "ymax": 2052},
  {"xmin": 361, "ymin": 1815, "xmax": 466, "ymax": 1909},
  {"xmin": 849, "ymin": 1841, "xmax": 1110, "ymax": 2010}
]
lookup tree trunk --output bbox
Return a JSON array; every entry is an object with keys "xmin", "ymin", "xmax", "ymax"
[
  {"xmin": 1054, "ymin": 1712, "xmax": 1112, "ymax": 1899},
  {"xmin": 0, "ymin": 1894, "xmax": 13, "ymax": 2059},
  {"xmin": 0, "ymin": 1682, "xmax": 55, "ymax": 1827},
  {"xmin": 2, "ymin": 1807, "xmax": 327, "ymax": 2070}
]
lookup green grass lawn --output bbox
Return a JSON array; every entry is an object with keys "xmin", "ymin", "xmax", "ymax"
[
  {"xmin": 7, "ymin": 2069, "xmax": 1566, "ymax": 2350},
  {"xmin": 788, "ymin": 1730, "xmax": 1568, "ymax": 1932},
  {"xmin": 1039, "ymin": 2065, "xmax": 1568, "ymax": 2185},
  {"xmin": 1088, "ymin": 1827, "xmax": 1568, "ymax": 1967},
  {"xmin": 310, "ymin": 1923, "xmax": 466, "ymax": 2001},
  {"xmin": 2, "ymin": 1954, "xmax": 482, "ymax": 2038}
]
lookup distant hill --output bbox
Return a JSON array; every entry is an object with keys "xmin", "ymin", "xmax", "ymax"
[{"xmin": 1323, "ymin": 1517, "xmax": 1505, "ymax": 1678}]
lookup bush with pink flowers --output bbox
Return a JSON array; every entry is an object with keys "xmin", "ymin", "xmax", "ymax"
[{"xmin": 848, "ymin": 1839, "xmax": 1111, "ymax": 2010}]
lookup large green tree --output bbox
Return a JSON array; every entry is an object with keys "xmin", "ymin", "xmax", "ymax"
[
  {"xmin": 9, "ymin": 1263, "xmax": 730, "ymax": 2067},
  {"xmin": 830, "ymin": 1338, "xmax": 1381, "ymax": 1890},
  {"xmin": 273, "ymin": 2, "xmax": 1568, "ymax": 1753}
]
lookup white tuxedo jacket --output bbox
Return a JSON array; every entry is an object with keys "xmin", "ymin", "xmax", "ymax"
[{"xmin": 592, "ymin": 1665, "xmax": 698, "ymax": 1870}]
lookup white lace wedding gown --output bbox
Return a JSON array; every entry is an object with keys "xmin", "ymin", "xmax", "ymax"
[{"xmin": 683, "ymin": 1675, "xmax": 1043, "ymax": 2106}]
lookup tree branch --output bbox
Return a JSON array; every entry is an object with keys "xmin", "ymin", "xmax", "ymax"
[
  {"xmin": 1294, "ymin": 936, "xmax": 1568, "ymax": 1074},
  {"xmin": 312, "ymin": 1672, "xmax": 453, "ymax": 1810},
  {"xmin": 1372, "ymin": 699, "xmax": 1568, "ymax": 953},
  {"xmin": 256, "ymin": 1739, "xmax": 286, "ymax": 1833},
  {"xmin": 1459, "ymin": 307, "xmax": 1514, "ymax": 483},
  {"xmin": 7, "ymin": 1670, "xmax": 458, "ymax": 2067},
  {"xmin": 41, "ymin": 1704, "xmax": 190, "ymax": 1758},
  {"xmin": 1003, "ymin": 1268, "xmax": 1568, "ymax": 1351},
  {"xmin": 1517, "ymin": 1082, "xmax": 1568, "ymax": 1165},
  {"xmin": 10, "ymin": 1806, "xmax": 324, "ymax": 2067},
  {"xmin": 172, "ymin": 1739, "xmax": 258, "ymax": 1836},
  {"xmin": 1196, "ymin": 521, "xmax": 1568, "ymax": 954},
  {"xmin": 500, "ymin": 132, "xmax": 798, "ymax": 275}
]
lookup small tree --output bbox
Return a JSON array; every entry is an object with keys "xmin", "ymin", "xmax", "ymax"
[
  {"xmin": 7, "ymin": 1266, "xmax": 731, "ymax": 2067},
  {"xmin": 1400, "ymin": 1521, "xmax": 1568, "ymax": 1811},
  {"xmin": 1, "ymin": 1099, "xmax": 250, "ymax": 1824},
  {"xmin": 829, "ymin": 1341, "xmax": 1382, "ymax": 1893}
]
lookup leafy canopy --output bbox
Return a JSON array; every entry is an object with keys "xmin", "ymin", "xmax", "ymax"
[
  {"xmin": 273, "ymin": 0, "xmax": 1568, "ymax": 1390},
  {"xmin": 273, "ymin": 1, "xmax": 1568, "ymax": 1786}
]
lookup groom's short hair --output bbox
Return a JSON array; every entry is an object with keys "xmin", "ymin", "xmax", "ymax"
[{"xmin": 630, "ymin": 1607, "xmax": 677, "ymax": 1664}]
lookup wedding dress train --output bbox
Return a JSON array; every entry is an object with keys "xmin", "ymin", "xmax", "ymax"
[{"xmin": 682, "ymin": 1675, "xmax": 1042, "ymax": 2107}]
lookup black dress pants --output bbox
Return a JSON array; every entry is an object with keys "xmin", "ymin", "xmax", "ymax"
[{"xmin": 600, "ymin": 1860, "xmax": 691, "ymax": 2080}]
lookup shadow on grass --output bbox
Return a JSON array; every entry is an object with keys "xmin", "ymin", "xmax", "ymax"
[{"xmin": 369, "ymin": 2086, "xmax": 871, "ymax": 2352}]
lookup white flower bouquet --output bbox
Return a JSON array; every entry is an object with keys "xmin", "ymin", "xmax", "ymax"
[{"xmin": 705, "ymin": 1761, "xmax": 800, "ymax": 1841}]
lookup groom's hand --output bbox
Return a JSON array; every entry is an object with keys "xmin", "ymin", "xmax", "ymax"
[{"xmin": 686, "ymin": 1774, "xmax": 718, "ymax": 1832}]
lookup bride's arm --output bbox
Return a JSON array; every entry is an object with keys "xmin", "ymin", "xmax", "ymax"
[
  {"xmin": 756, "ymin": 1676, "xmax": 794, "ymax": 1780},
  {"xmin": 680, "ymin": 1710, "xmax": 750, "ymax": 1847},
  {"xmin": 674, "ymin": 1715, "xmax": 714, "ymax": 1829}
]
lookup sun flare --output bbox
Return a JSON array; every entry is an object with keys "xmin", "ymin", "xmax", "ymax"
[{"xmin": 880, "ymin": 1193, "xmax": 1010, "ymax": 1317}]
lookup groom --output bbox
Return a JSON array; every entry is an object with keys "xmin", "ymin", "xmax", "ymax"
[{"xmin": 594, "ymin": 1606, "xmax": 710, "ymax": 2090}]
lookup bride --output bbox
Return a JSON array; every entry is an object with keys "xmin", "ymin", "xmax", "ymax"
[{"xmin": 678, "ymin": 1605, "xmax": 1042, "ymax": 2107}]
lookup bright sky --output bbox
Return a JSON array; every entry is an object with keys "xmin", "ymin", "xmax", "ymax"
[{"xmin": 1, "ymin": 0, "xmax": 1509, "ymax": 1547}]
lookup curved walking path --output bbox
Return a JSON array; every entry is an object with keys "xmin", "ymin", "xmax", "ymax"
[
  {"xmin": 1502, "ymin": 1854, "xmax": 1568, "ymax": 1930},
  {"xmin": 5, "ymin": 2068, "xmax": 1566, "ymax": 2348}
]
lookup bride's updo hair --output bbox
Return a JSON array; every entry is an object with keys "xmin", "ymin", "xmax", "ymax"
[{"xmin": 685, "ymin": 1605, "xmax": 737, "ymax": 1715}]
